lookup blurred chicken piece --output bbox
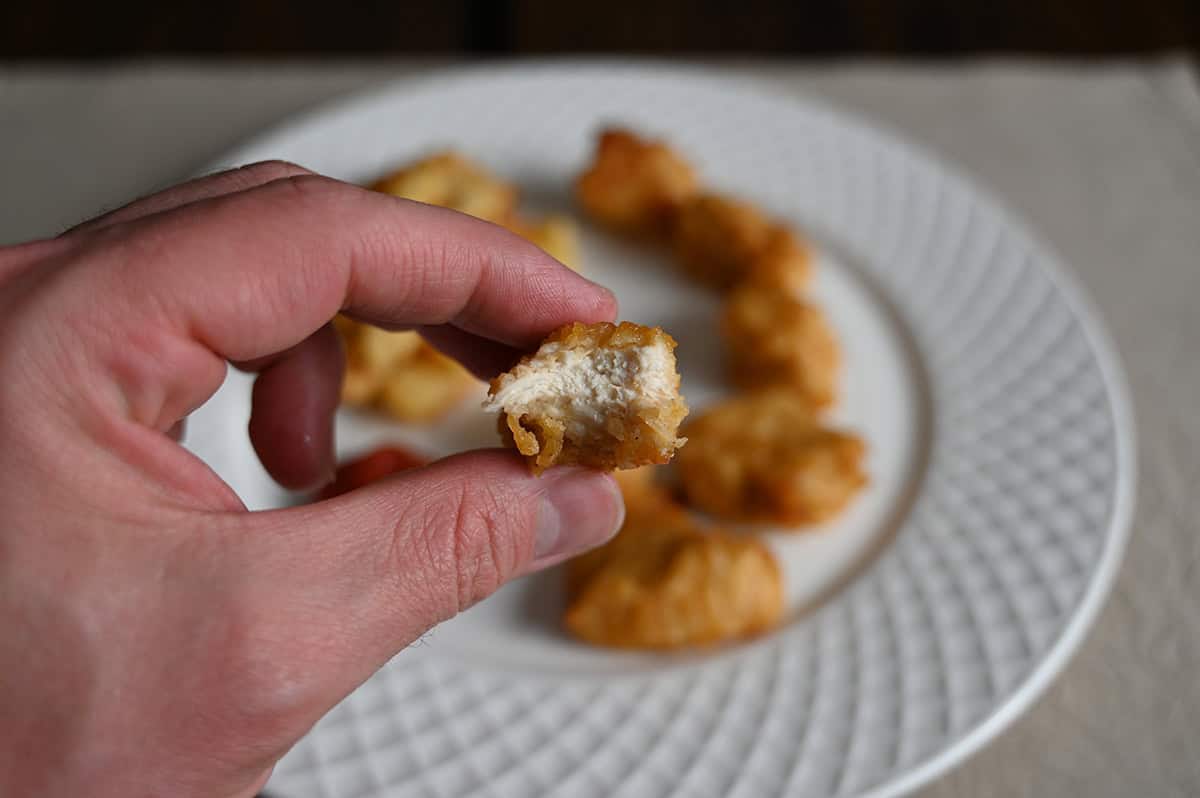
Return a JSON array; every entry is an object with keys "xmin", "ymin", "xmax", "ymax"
[
  {"xmin": 335, "ymin": 316, "xmax": 477, "ymax": 423},
  {"xmin": 676, "ymin": 390, "xmax": 867, "ymax": 525},
  {"xmin": 576, "ymin": 129, "xmax": 699, "ymax": 238},
  {"xmin": 673, "ymin": 194, "xmax": 812, "ymax": 292},
  {"xmin": 370, "ymin": 151, "xmax": 518, "ymax": 224},
  {"xmin": 722, "ymin": 284, "xmax": 840, "ymax": 407},
  {"xmin": 744, "ymin": 226, "xmax": 813, "ymax": 296},
  {"xmin": 564, "ymin": 471, "xmax": 784, "ymax": 649}
]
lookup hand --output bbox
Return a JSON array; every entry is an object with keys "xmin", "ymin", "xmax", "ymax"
[{"xmin": 0, "ymin": 162, "xmax": 625, "ymax": 797}]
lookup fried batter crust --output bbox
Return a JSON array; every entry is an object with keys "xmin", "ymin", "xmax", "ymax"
[
  {"xmin": 335, "ymin": 316, "xmax": 477, "ymax": 423},
  {"xmin": 671, "ymin": 194, "xmax": 814, "ymax": 293},
  {"xmin": 564, "ymin": 476, "xmax": 784, "ymax": 649},
  {"xmin": 489, "ymin": 322, "xmax": 688, "ymax": 473},
  {"xmin": 575, "ymin": 129, "xmax": 699, "ymax": 238},
  {"xmin": 676, "ymin": 390, "xmax": 867, "ymax": 525},
  {"xmin": 370, "ymin": 151, "xmax": 517, "ymax": 224},
  {"xmin": 722, "ymin": 284, "xmax": 840, "ymax": 407}
]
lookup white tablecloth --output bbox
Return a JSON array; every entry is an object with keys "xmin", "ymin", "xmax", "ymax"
[{"xmin": 3, "ymin": 58, "xmax": 1198, "ymax": 796}]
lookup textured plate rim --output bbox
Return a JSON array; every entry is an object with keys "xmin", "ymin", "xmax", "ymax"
[{"xmin": 200, "ymin": 60, "xmax": 1138, "ymax": 797}]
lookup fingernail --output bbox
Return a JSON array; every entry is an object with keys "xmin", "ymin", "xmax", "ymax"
[{"xmin": 534, "ymin": 470, "xmax": 625, "ymax": 562}]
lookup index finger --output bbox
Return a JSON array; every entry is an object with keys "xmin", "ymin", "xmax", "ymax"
[{"xmin": 84, "ymin": 174, "xmax": 616, "ymax": 363}]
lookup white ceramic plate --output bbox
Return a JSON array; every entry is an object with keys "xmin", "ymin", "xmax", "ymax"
[{"xmin": 187, "ymin": 64, "xmax": 1135, "ymax": 798}]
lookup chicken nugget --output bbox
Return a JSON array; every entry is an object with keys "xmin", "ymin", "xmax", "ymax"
[
  {"xmin": 504, "ymin": 214, "xmax": 582, "ymax": 271},
  {"xmin": 745, "ymin": 227, "xmax": 813, "ymax": 295},
  {"xmin": 371, "ymin": 151, "xmax": 517, "ymax": 224},
  {"xmin": 672, "ymin": 194, "xmax": 772, "ymax": 290},
  {"xmin": 484, "ymin": 322, "xmax": 688, "ymax": 474},
  {"xmin": 565, "ymin": 477, "xmax": 690, "ymax": 600},
  {"xmin": 336, "ymin": 317, "xmax": 477, "ymax": 423},
  {"xmin": 676, "ymin": 390, "xmax": 867, "ymax": 525},
  {"xmin": 575, "ymin": 129, "xmax": 699, "ymax": 238},
  {"xmin": 722, "ymin": 284, "xmax": 840, "ymax": 407},
  {"xmin": 337, "ymin": 318, "xmax": 422, "ymax": 404},
  {"xmin": 673, "ymin": 194, "xmax": 813, "ymax": 292},
  {"xmin": 564, "ymin": 507, "xmax": 784, "ymax": 650},
  {"xmin": 374, "ymin": 345, "xmax": 477, "ymax": 423}
]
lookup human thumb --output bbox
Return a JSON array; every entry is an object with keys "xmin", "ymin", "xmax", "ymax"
[{"xmin": 226, "ymin": 449, "xmax": 623, "ymax": 709}]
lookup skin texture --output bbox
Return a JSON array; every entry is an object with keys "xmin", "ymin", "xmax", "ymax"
[{"xmin": 0, "ymin": 161, "xmax": 626, "ymax": 798}]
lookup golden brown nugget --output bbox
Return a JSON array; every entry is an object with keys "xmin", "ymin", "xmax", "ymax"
[
  {"xmin": 372, "ymin": 346, "xmax": 478, "ymax": 422},
  {"xmin": 504, "ymin": 214, "xmax": 582, "ymax": 271},
  {"xmin": 564, "ymin": 477, "xmax": 690, "ymax": 601},
  {"xmin": 672, "ymin": 193, "xmax": 770, "ymax": 290},
  {"xmin": 484, "ymin": 322, "xmax": 688, "ymax": 474},
  {"xmin": 370, "ymin": 151, "xmax": 517, "ymax": 224},
  {"xmin": 676, "ymin": 390, "xmax": 867, "ymax": 525},
  {"xmin": 336, "ymin": 317, "xmax": 477, "ymax": 423},
  {"xmin": 673, "ymin": 194, "xmax": 812, "ymax": 292},
  {"xmin": 564, "ymin": 505, "xmax": 784, "ymax": 650},
  {"xmin": 722, "ymin": 284, "xmax": 840, "ymax": 408},
  {"xmin": 575, "ymin": 129, "xmax": 699, "ymax": 238},
  {"xmin": 745, "ymin": 227, "xmax": 813, "ymax": 295}
]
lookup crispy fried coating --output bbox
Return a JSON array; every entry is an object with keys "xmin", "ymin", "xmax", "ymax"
[
  {"xmin": 672, "ymin": 194, "xmax": 812, "ymax": 292},
  {"xmin": 565, "ymin": 474, "xmax": 689, "ymax": 600},
  {"xmin": 673, "ymin": 194, "xmax": 771, "ymax": 289},
  {"xmin": 745, "ymin": 227, "xmax": 813, "ymax": 295},
  {"xmin": 335, "ymin": 316, "xmax": 477, "ymax": 423},
  {"xmin": 575, "ymin": 129, "xmax": 699, "ymax": 238},
  {"xmin": 370, "ymin": 151, "xmax": 517, "ymax": 224},
  {"xmin": 504, "ymin": 214, "xmax": 582, "ymax": 271},
  {"xmin": 564, "ymin": 484, "xmax": 784, "ymax": 649},
  {"xmin": 722, "ymin": 284, "xmax": 840, "ymax": 408},
  {"xmin": 676, "ymin": 390, "xmax": 867, "ymax": 525},
  {"xmin": 484, "ymin": 322, "xmax": 688, "ymax": 474}
]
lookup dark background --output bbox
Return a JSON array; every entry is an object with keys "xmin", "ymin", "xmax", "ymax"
[{"xmin": 3, "ymin": 0, "xmax": 1198, "ymax": 58}]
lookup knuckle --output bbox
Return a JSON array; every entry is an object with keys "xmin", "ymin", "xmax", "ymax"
[
  {"xmin": 238, "ymin": 159, "xmax": 311, "ymax": 182},
  {"xmin": 451, "ymin": 486, "xmax": 509, "ymax": 613},
  {"xmin": 398, "ymin": 480, "xmax": 527, "ymax": 618},
  {"xmin": 275, "ymin": 172, "xmax": 346, "ymax": 203}
]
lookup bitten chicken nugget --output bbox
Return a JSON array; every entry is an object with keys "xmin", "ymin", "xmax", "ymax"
[
  {"xmin": 722, "ymin": 284, "xmax": 840, "ymax": 408},
  {"xmin": 575, "ymin": 129, "xmax": 699, "ymax": 238},
  {"xmin": 370, "ymin": 151, "xmax": 517, "ymax": 224},
  {"xmin": 504, "ymin": 214, "xmax": 582, "ymax": 271},
  {"xmin": 484, "ymin": 322, "xmax": 688, "ymax": 474},
  {"xmin": 336, "ymin": 316, "xmax": 477, "ymax": 423},
  {"xmin": 676, "ymin": 390, "xmax": 867, "ymax": 525},
  {"xmin": 564, "ymin": 496, "xmax": 784, "ymax": 650},
  {"xmin": 673, "ymin": 194, "xmax": 812, "ymax": 292}
]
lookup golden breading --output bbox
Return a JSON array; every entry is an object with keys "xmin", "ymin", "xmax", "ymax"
[
  {"xmin": 672, "ymin": 193, "xmax": 768, "ymax": 290},
  {"xmin": 504, "ymin": 214, "xmax": 582, "ymax": 271},
  {"xmin": 370, "ymin": 151, "xmax": 517, "ymax": 224},
  {"xmin": 745, "ymin": 227, "xmax": 813, "ymax": 295},
  {"xmin": 575, "ymin": 129, "xmax": 699, "ymax": 238},
  {"xmin": 336, "ymin": 316, "xmax": 477, "ymax": 423},
  {"xmin": 722, "ymin": 284, "xmax": 840, "ymax": 408},
  {"xmin": 672, "ymin": 194, "xmax": 812, "ymax": 292},
  {"xmin": 484, "ymin": 322, "xmax": 688, "ymax": 474},
  {"xmin": 564, "ymin": 491, "xmax": 784, "ymax": 650},
  {"xmin": 676, "ymin": 390, "xmax": 867, "ymax": 525},
  {"xmin": 565, "ymin": 476, "xmax": 689, "ymax": 600}
]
